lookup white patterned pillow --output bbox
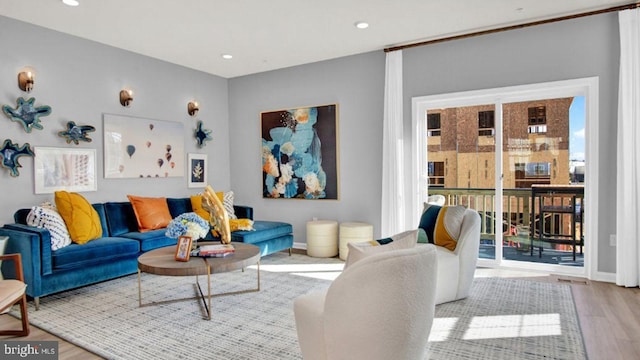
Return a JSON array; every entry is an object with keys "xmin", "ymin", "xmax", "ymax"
[
  {"xmin": 221, "ymin": 191, "xmax": 237, "ymax": 220},
  {"xmin": 26, "ymin": 203, "xmax": 72, "ymax": 251}
]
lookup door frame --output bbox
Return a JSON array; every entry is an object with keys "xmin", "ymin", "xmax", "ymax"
[{"xmin": 411, "ymin": 77, "xmax": 599, "ymax": 278}]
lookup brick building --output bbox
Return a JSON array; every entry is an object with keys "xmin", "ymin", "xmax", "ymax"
[{"xmin": 426, "ymin": 98, "xmax": 573, "ymax": 189}]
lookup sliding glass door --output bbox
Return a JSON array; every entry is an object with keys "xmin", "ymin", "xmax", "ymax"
[{"xmin": 413, "ymin": 78, "xmax": 597, "ymax": 276}]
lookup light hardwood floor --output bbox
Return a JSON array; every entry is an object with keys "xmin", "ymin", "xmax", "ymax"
[{"xmin": 1, "ymin": 271, "xmax": 639, "ymax": 359}]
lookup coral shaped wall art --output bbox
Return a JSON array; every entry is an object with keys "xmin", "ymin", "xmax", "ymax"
[
  {"xmin": 58, "ymin": 121, "xmax": 96, "ymax": 145},
  {"xmin": 0, "ymin": 139, "xmax": 34, "ymax": 177},
  {"xmin": 194, "ymin": 120, "xmax": 212, "ymax": 147},
  {"xmin": 2, "ymin": 97, "xmax": 52, "ymax": 133}
]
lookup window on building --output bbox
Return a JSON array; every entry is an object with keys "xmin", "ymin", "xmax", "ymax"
[
  {"xmin": 478, "ymin": 110, "xmax": 495, "ymax": 136},
  {"xmin": 514, "ymin": 162, "xmax": 551, "ymax": 188},
  {"xmin": 427, "ymin": 113, "xmax": 441, "ymax": 136},
  {"xmin": 428, "ymin": 161, "xmax": 445, "ymax": 187},
  {"xmin": 528, "ymin": 106, "xmax": 547, "ymax": 133}
]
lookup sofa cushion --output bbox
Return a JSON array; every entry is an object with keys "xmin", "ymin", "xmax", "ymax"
[
  {"xmin": 127, "ymin": 195, "xmax": 172, "ymax": 232},
  {"xmin": 418, "ymin": 203, "xmax": 466, "ymax": 251},
  {"xmin": 230, "ymin": 221, "xmax": 292, "ymax": 244},
  {"xmin": 167, "ymin": 198, "xmax": 193, "ymax": 218},
  {"xmin": 344, "ymin": 230, "xmax": 418, "ymax": 268},
  {"xmin": 52, "ymin": 237, "xmax": 140, "ymax": 270},
  {"xmin": 55, "ymin": 191, "xmax": 103, "ymax": 244},
  {"xmin": 118, "ymin": 229, "xmax": 177, "ymax": 252},
  {"xmin": 104, "ymin": 202, "xmax": 138, "ymax": 236}
]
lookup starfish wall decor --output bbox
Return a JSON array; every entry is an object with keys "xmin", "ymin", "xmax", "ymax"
[
  {"xmin": 194, "ymin": 120, "xmax": 213, "ymax": 147},
  {"xmin": 2, "ymin": 97, "xmax": 52, "ymax": 133},
  {"xmin": 0, "ymin": 139, "xmax": 34, "ymax": 177},
  {"xmin": 58, "ymin": 121, "xmax": 96, "ymax": 145}
]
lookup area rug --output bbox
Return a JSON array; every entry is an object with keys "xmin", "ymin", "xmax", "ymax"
[{"xmin": 17, "ymin": 253, "xmax": 586, "ymax": 359}]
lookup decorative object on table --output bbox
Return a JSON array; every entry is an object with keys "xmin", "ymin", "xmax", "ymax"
[
  {"xmin": 202, "ymin": 185, "xmax": 231, "ymax": 244},
  {"xmin": 2, "ymin": 97, "xmax": 52, "ymax": 133},
  {"xmin": 194, "ymin": 120, "xmax": 212, "ymax": 147},
  {"xmin": 261, "ymin": 104, "xmax": 339, "ymax": 199},
  {"xmin": 174, "ymin": 236, "xmax": 192, "ymax": 262},
  {"xmin": 33, "ymin": 147, "xmax": 97, "ymax": 194},
  {"xmin": 58, "ymin": 121, "xmax": 96, "ymax": 145},
  {"xmin": 187, "ymin": 153, "xmax": 207, "ymax": 188},
  {"xmin": 165, "ymin": 212, "xmax": 210, "ymax": 250},
  {"xmin": 187, "ymin": 101, "xmax": 199, "ymax": 117},
  {"xmin": 103, "ymin": 114, "xmax": 184, "ymax": 178},
  {"xmin": 0, "ymin": 139, "xmax": 34, "ymax": 177}
]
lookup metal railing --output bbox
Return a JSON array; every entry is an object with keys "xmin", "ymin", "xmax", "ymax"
[{"xmin": 427, "ymin": 187, "xmax": 584, "ymax": 251}]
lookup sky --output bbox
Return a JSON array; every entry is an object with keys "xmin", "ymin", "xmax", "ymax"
[{"xmin": 569, "ymin": 96, "xmax": 585, "ymax": 161}]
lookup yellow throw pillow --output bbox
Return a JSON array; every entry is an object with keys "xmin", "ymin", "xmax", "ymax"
[
  {"xmin": 190, "ymin": 195, "xmax": 210, "ymax": 221},
  {"xmin": 229, "ymin": 218, "xmax": 254, "ymax": 232},
  {"xmin": 127, "ymin": 195, "xmax": 172, "ymax": 232},
  {"xmin": 54, "ymin": 191, "xmax": 103, "ymax": 244}
]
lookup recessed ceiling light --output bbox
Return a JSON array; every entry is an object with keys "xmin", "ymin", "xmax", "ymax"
[
  {"xmin": 221, "ymin": 54, "xmax": 233, "ymax": 60},
  {"xmin": 354, "ymin": 21, "xmax": 369, "ymax": 29},
  {"xmin": 62, "ymin": 0, "xmax": 80, "ymax": 6}
]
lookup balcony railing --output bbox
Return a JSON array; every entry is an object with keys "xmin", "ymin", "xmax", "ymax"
[{"xmin": 427, "ymin": 187, "xmax": 584, "ymax": 258}]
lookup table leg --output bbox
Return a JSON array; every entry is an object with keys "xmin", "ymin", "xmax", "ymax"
[{"xmin": 137, "ymin": 269, "xmax": 141, "ymax": 307}]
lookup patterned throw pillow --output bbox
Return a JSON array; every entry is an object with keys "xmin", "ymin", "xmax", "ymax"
[
  {"xmin": 344, "ymin": 229, "xmax": 418, "ymax": 269},
  {"xmin": 216, "ymin": 191, "xmax": 237, "ymax": 219},
  {"xmin": 418, "ymin": 203, "xmax": 466, "ymax": 251},
  {"xmin": 26, "ymin": 202, "xmax": 72, "ymax": 251}
]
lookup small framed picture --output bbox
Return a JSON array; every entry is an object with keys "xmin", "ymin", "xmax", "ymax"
[
  {"xmin": 188, "ymin": 153, "xmax": 207, "ymax": 188},
  {"xmin": 175, "ymin": 236, "xmax": 192, "ymax": 262}
]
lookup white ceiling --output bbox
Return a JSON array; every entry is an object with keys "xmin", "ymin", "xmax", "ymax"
[{"xmin": 0, "ymin": 0, "xmax": 634, "ymax": 78}]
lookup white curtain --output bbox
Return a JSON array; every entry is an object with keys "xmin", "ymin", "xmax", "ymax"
[
  {"xmin": 381, "ymin": 50, "xmax": 405, "ymax": 237},
  {"xmin": 616, "ymin": 8, "xmax": 640, "ymax": 287}
]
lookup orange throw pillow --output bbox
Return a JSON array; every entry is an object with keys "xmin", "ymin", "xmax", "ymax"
[
  {"xmin": 127, "ymin": 195, "xmax": 172, "ymax": 232},
  {"xmin": 54, "ymin": 191, "xmax": 103, "ymax": 244}
]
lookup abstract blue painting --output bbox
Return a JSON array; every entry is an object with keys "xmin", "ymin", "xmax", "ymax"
[{"xmin": 261, "ymin": 104, "xmax": 339, "ymax": 199}]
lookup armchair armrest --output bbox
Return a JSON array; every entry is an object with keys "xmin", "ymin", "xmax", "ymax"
[{"xmin": 0, "ymin": 253, "xmax": 24, "ymax": 282}]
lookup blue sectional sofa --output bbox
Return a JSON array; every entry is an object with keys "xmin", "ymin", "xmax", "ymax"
[{"xmin": 0, "ymin": 197, "xmax": 293, "ymax": 309}]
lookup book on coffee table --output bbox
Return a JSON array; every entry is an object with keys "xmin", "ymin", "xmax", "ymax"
[{"xmin": 198, "ymin": 244, "xmax": 235, "ymax": 257}]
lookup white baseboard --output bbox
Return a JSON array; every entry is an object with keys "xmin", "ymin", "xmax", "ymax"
[
  {"xmin": 293, "ymin": 242, "xmax": 307, "ymax": 250},
  {"xmin": 592, "ymin": 271, "xmax": 616, "ymax": 283}
]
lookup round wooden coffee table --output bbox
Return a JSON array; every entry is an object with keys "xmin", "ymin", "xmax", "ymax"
[{"xmin": 137, "ymin": 242, "xmax": 260, "ymax": 320}]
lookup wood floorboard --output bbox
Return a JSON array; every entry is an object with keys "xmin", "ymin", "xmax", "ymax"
[{"xmin": 0, "ymin": 269, "xmax": 638, "ymax": 360}]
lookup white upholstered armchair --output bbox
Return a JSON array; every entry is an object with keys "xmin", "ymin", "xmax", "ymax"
[
  {"xmin": 293, "ymin": 244, "xmax": 438, "ymax": 360},
  {"xmin": 420, "ymin": 207, "xmax": 481, "ymax": 305}
]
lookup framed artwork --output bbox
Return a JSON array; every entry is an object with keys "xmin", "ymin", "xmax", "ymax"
[
  {"xmin": 34, "ymin": 147, "xmax": 97, "ymax": 194},
  {"xmin": 175, "ymin": 236, "xmax": 192, "ymax": 262},
  {"xmin": 261, "ymin": 104, "xmax": 339, "ymax": 199},
  {"xmin": 188, "ymin": 153, "xmax": 207, "ymax": 188},
  {"xmin": 103, "ymin": 114, "xmax": 185, "ymax": 179}
]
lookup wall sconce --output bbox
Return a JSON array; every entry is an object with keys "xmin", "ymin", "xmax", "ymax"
[
  {"xmin": 119, "ymin": 89, "xmax": 133, "ymax": 107},
  {"xmin": 187, "ymin": 101, "xmax": 199, "ymax": 116},
  {"xmin": 18, "ymin": 70, "xmax": 35, "ymax": 92}
]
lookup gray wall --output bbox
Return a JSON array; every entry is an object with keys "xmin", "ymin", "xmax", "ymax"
[
  {"xmin": 0, "ymin": 16, "xmax": 230, "ymax": 225},
  {"xmin": 402, "ymin": 13, "xmax": 619, "ymax": 274},
  {"xmin": 228, "ymin": 53, "xmax": 386, "ymax": 243}
]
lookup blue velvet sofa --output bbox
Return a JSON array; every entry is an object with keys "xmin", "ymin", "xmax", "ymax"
[{"xmin": 0, "ymin": 197, "xmax": 293, "ymax": 309}]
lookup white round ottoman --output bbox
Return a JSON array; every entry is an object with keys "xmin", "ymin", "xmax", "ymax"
[
  {"xmin": 339, "ymin": 222, "xmax": 374, "ymax": 260},
  {"xmin": 306, "ymin": 220, "xmax": 339, "ymax": 258}
]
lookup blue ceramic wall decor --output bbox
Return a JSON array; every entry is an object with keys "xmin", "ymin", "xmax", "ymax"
[
  {"xmin": 0, "ymin": 139, "xmax": 34, "ymax": 177},
  {"xmin": 1, "ymin": 97, "xmax": 52, "ymax": 133},
  {"xmin": 194, "ymin": 120, "xmax": 212, "ymax": 147},
  {"xmin": 58, "ymin": 121, "xmax": 96, "ymax": 145}
]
